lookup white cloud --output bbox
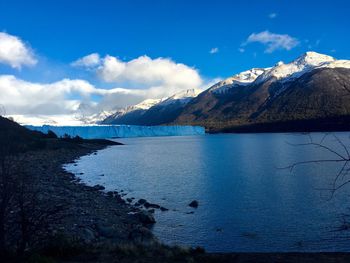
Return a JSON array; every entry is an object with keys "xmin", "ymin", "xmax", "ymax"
[
  {"xmin": 71, "ymin": 53, "xmax": 101, "ymax": 68},
  {"xmin": 96, "ymin": 55, "xmax": 203, "ymax": 96},
  {"xmin": 209, "ymin": 47, "xmax": 219, "ymax": 54},
  {"xmin": 71, "ymin": 54, "xmax": 204, "ymax": 97},
  {"xmin": 238, "ymin": 48, "xmax": 245, "ymax": 53},
  {"xmin": 0, "ymin": 32, "xmax": 37, "ymax": 69},
  {"xmin": 0, "ymin": 71, "xmax": 210, "ymax": 120},
  {"xmin": 1, "ymin": 53, "xmax": 213, "ymax": 124},
  {"xmin": 244, "ymin": 30, "xmax": 299, "ymax": 53},
  {"xmin": 0, "ymin": 75, "xmax": 97, "ymax": 115},
  {"xmin": 268, "ymin": 13, "xmax": 277, "ymax": 19}
]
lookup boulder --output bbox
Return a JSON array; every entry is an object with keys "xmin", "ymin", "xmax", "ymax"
[
  {"xmin": 138, "ymin": 198, "xmax": 147, "ymax": 205},
  {"xmin": 189, "ymin": 200, "xmax": 199, "ymax": 208},
  {"xmin": 143, "ymin": 202, "xmax": 160, "ymax": 209}
]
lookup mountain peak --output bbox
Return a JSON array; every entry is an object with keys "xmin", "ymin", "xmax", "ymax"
[
  {"xmin": 209, "ymin": 51, "xmax": 350, "ymax": 94},
  {"xmin": 159, "ymin": 88, "xmax": 202, "ymax": 105},
  {"xmin": 256, "ymin": 51, "xmax": 343, "ymax": 83},
  {"xmin": 294, "ymin": 51, "xmax": 335, "ymax": 67},
  {"xmin": 210, "ymin": 68, "xmax": 267, "ymax": 94}
]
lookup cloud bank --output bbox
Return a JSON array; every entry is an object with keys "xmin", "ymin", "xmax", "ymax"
[
  {"xmin": 0, "ymin": 32, "xmax": 37, "ymax": 69},
  {"xmin": 0, "ymin": 33, "xmax": 210, "ymax": 124}
]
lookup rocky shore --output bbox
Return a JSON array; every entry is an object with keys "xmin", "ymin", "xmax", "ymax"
[
  {"xmin": 21, "ymin": 141, "xmax": 157, "ymax": 248},
  {"xmin": 14, "ymin": 141, "xmax": 350, "ymax": 263}
]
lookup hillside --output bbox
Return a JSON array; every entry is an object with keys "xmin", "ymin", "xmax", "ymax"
[{"xmin": 174, "ymin": 52, "xmax": 350, "ymax": 132}]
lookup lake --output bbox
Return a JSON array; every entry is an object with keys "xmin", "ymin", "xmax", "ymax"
[{"xmin": 64, "ymin": 133, "xmax": 350, "ymax": 252}]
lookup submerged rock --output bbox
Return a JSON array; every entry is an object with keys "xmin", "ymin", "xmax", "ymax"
[{"xmin": 189, "ymin": 200, "xmax": 199, "ymax": 208}]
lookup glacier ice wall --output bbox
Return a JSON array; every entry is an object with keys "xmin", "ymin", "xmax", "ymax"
[{"xmin": 25, "ymin": 125, "xmax": 205, "ymax": 139}]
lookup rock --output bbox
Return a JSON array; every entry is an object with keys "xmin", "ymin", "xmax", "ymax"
[
  {"xmin": 189, "ymin": 200, "xmax": 199, "ymax": 208},
  {"xmin": 106, "ymin": 191, "xmax": 114, "ymax": 197},
  {"xmin": 126, "ymin": 198, "xmax": 132, "ymax": 203},
  {"xmin": 160, "ymin": 206, "xmax": 169, "ymax": 212},
  {"xmin": 148, "ymin": 209, "xmax": 155, "ymax": 213},
  {"xmin": 143, "ymin": 202, "xmax": 160, "ymax": 209},
  {"xmin": 99, "ymin": 174, "xmax": 104, "ymax": 176},
  {"xmin": 138, "ymin": 211, "xmax": 156, "ymax": 225},
  {"xmin": 138, "ymin": 198, "xmax": 147, "ymax": 205}
]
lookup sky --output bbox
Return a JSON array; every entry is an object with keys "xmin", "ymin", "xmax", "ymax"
[{"xmin": 0, "ymin": 0, "xmax": 349, "ymax": 124}]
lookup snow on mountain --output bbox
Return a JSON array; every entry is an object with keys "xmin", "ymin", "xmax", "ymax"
[
  {"xmin": 210, "ymin": 52, "xmax": 350, "ymax": 94},
  {"xmin": 130, "ymin": 98, "xmax": 164, "ymax": 110},
  {"xmin": 257, "ymin": 51, "xmax": 350, "ymax": 83},
  {"xmin": 210, "ymin": 68, "xmax": 267, "ymax": 94},
  {"xmin": 84, "ymin": 110, "xmax": 115, "ymax": 124},
  {"xmin": 7, "ymin": 114, "xmax": 85, "ymax": 126},
  {"xmin": 107, "ymin": 89, "xmax": 201, "ymax": 119},
  {"xmin": 6, "ymin": 110, "xmax": 115, "ymax": 126},
  {"xmin": 108, "ymin": 98, "xmax": 164, "ymax": 120},
  {"xmin": 159, "ymin": 88, "xmax": 202, "ymax": 106}
]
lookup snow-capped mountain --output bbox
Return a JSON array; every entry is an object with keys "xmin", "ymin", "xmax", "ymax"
[
  {"xmin": 158, "ymin": 88, "xmax": 201, "ymax": 106},
  {"xmin": 210, "ymin": 51, "xmax": 350, "ymax": 95},
  {"xmin": 175, "ymin": 51, "xmax": 350, "ymax": 132},
  {"xmin": 102, "ymin": 89, "xmax": 201, "ymax": 125},
  {"xmin": 256, "ymin": 51, "xmax": 350, "ymax": 83},
  {"xmin": 107, "ymin": 98, "xmax": 164, "ymax": 120},
  {"xmin": 210, "ymin": 68, "xmax": 268, "ymax": 94}
]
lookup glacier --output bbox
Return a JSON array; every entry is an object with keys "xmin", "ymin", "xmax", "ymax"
[{"xmin": 25, "ymin": 124, "xmax": 205, "ymax": 139}]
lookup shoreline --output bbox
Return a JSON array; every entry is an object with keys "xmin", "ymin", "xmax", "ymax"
[
  {"xmin": 22, "ymin": 140, "xmax": 158, "ymax": 249},
  {"xmin": 21, "ymin": 139, "xmax": 350, "ymax": 262}
]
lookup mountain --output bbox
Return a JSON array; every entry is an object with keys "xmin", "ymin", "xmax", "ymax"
[
  {"xmin": 102, "ymin": 89, "xmax": 201, "ymax": 125},
  {"xmin": 174, "ymin": 52, "xmax": 350, "ymax": 132}
]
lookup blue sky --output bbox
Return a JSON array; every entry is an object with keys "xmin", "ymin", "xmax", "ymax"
[
  {"xmin": 1, "ymin": 0, "xmax": 349, "ymax": 79},
  {"xmin": 0, "ymin": 0, "xmax": 349, "ymax": 122}
]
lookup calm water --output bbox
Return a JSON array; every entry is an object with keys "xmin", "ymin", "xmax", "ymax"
[{"xmin": 65, "ymin": 133, "xmax": 350, "ymax": 252}]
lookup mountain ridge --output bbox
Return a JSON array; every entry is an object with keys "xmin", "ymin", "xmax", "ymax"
[{"xmin": 103, "ymin": 51, "xmax": 350, "ymax": 132}]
